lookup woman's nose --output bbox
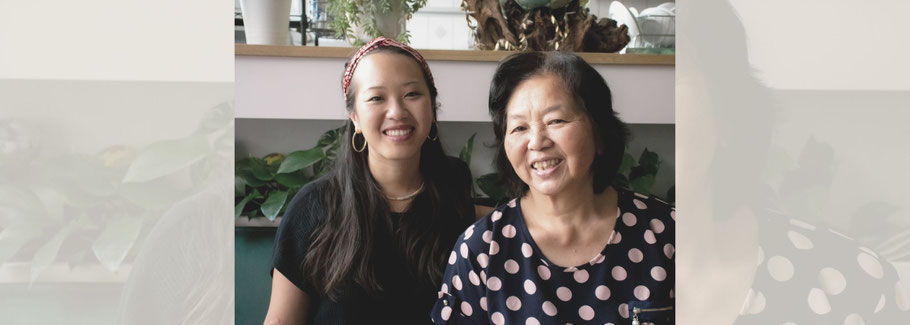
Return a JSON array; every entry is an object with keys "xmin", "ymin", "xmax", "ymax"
[
  {"xmin": 386, "ymin": 98, "xmax": 409, "ymax": 120},
  {"xmin": 527, "ymin": 125, "xmax": 552, "ymax": 151}
]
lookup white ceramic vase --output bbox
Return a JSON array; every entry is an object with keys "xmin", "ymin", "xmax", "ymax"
[{"xmin": 240, "ymin": 0, "xmax": 293, "ymax": 45}]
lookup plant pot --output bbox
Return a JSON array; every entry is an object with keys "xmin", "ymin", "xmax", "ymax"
[
  {"xmin": 347, "ymin": 0, "xmax": 406, "ymax": 44},
  {"xmin": 240, "ymin": 0, "xmax": 293, "ymax": 45}
]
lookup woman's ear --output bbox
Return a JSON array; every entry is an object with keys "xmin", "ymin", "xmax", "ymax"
[{"xmin": 350, "ymin": 112, "xmax": 361, "ymax": 132}]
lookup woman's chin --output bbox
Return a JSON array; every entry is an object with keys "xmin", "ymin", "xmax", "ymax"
[{"xmin": 528, "ymin": 182, "xmax": 566, "ymax": 197}]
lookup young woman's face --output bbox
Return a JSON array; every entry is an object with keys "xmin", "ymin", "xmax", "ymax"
[
  {"xmin": 503, "ymin": 74, "xmax": 599, "ymax": 196},
  {"xmin": 349, "ymin": 52, "xmax": 434, "ymax": 164}
]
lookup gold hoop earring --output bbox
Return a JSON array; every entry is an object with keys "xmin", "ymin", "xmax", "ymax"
[
  {"xmin": 352, "ymin": 132, "xmax": 367, "ymax": 152},
  {"xmin": 427, "ymin": 121, "xmax": 439, "ymax": 141}
]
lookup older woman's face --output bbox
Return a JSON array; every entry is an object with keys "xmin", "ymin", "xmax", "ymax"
[{"xmin": 504, "ymin": 74, "xmax": 598, "ymax": 196}]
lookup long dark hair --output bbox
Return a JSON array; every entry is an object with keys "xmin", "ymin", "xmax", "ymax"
[
  {"xmin": 303, "ymin": 47, "xmax": 474, "ymax": 300},
  {"xmin": 488, "ymin": 51, "xmax": 629, "ymax": 198}
]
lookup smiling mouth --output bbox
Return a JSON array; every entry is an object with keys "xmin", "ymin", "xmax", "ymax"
[
  {"xmin": 531, "ymin": 159, "xmax": 563, "ymax": 171},
  {"xmin": 383, "ymin": 128, "xmax": 414, "ymax": 136}
]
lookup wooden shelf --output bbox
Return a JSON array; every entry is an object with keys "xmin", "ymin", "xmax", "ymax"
[{"xmin": 235, "ymin": 44, "xmax": 675, "ymax": 65}]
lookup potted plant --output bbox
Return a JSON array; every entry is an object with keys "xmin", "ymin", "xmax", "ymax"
[
  {"xmin": 235, "ymin": 126, "xmax": 345, "ymax": 222},
  {"xmin": 239, "ymin": 0, "xmax": 293, "ymax": 45},
  {"xmin": 328, "ymin": 0, "xmax": 427, "ymax": 45}
]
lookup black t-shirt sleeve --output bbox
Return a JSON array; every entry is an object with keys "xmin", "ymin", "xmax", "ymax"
[{"xmin": 270, "ymin": 178, "xmax": 328, "ymax": 294}]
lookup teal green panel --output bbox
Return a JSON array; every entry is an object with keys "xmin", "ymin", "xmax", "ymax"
[{"xmin": 235, "ymin": 227, "xmax": 278, "ymax": 325}]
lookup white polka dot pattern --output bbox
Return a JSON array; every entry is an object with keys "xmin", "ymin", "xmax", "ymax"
[
  {"xmin": 521, "ymin": 243, "xmax": 533, "ymax": 258},
  {"xmin": 504, "ymin": 259, "xmax": 519, "ymax": 274},
  {"xmin": 628, "ymin": 248, "xmax": 644, "ymax": 263},
  {"xmin": 430, "ymin": 191, "xmax": 675, "ymax": 324},
  {"xmin": 502, "ymin": 224, "xmax": 517, "ymax": 238},
  {"xmin": 818, "ymin": 267, "xmax": 846, "ymax": 295},
  {"xmin": 595, "ymin": 285, "xmax": 611, "ymax": 300},
  {"xmin": 524, "ymin": 279, "xmax": 537, "ymax": 294},
  {"xmin": 573, "ymin": 269, "xmax": 589, "ymax": 283},
  {"xmin": 542, "ymin": 301, "xmax": 557, "ymax": 316},
  {"xmin": 579, "ymin": 305, "xmax": 595, "ymax": 320},
  {"xmin": 507, "ymin": 296, "xmax": 522, "ymax": 311},
  {"xmin": 808, "ymin": 288, "xmax": 831, "ymax": 314},
  {"xmin": 556, "ymin": 287, "xmax": 572, "ymax": 301},
  {"xmin": 461, "ymin": 301, "xmax": 473, "ymax": 316}
]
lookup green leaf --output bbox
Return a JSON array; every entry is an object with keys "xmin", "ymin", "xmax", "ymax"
[
  {"xmin": 277, "ymin": 148, "xmax": 326, "ymax": 174},
  {"xmin": 630, "ymin": 174, "xmax": 656, "ymax": 195},
  {"xmin": 55, "ymin": 154, "xmax": 119, "ymax": 197},
  {"xmin": 477, "ymin": 173, "xmax": 507, "ymax": 201},
  {"xmin": 31, "ymin": 221, "xmax": 78, "ymax": 282},
  {"xmin": 119, "ymin": 178, "xmax": 189, "ymax": 209},
  {"xmin": 235, "ymin": 190, "xmax": 260, "ymax": 218},
  {"xmin": 459, "ymin": 133, "xmax": 476, "ymax": 166},
  {"xmin": 235, "ymin": 176, "xmax": 247, "ymax": 196},
  {"xmin": 196, "ymin": 102, "xmax": 233, "ymax": 134},
  {"xmin": 628, "ymin": 148, "xmax": 661, "ymax": 183},
  {"xmin": 637, "ymin": 148, "xmax": 660, "ymax": 174},
  {"xmin": 237, "ymin": 170, "xmax": 266, "ymax": 188},
  {"xmin": 613, "ymin": 174, "xmax": 630, "ymax": 189},
  {"xmin": 92, "ymin": 216, "xmax": 143, "ymax": 271},
  {"xmin": 249, "ymin": 158, "xmax": 276, "ymax": 181},
  {"xmin": 123, "ymin": 135, "xmax": 212, "ymax": 183},
  {"xmin": 215, "ymin": 129, "xmax": 233, "ymax": 154},
  {"xmin": 276, "ymin": 172, "xmax": 310, "ymax": 188},
  {"xmin": 0, "ymin": 186, "xmax": 48, "ymax": 220},
  {"xmin": 317, "ymin": 126, "xmax": 345, "ymax": 147},
  {"xmin": 0, "ymin": 222, "xmax": 45, "ymax": 265},
  {"xmin": 618, "ymin": 152, "xmax": 635, "ymax": 176},
  {"xmin": 235, "ymin": 156, "xmax": 256, "ymax": 172},
  {"xmin": 261, "ymin": 190, "xmax": 289, "ymax": 221}
]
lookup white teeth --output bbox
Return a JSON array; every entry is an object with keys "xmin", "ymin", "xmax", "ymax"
[
  {"xmin": 385, "ymin": 129, "xmax": 412, "ymax": 136},
  {"xmin": 532, "ymin": 159, "xmax": 561, "ymax": 170}
]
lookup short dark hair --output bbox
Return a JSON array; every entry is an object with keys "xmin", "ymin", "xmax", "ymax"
[{"xmin": 488, "ymin": 51, "xmax": 629, "ymax": 198}]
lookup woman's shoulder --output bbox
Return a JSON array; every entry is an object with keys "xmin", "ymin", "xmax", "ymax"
[
  {"xmin": 616, "ymin": 188, "xmax": 675, "ymax": 247},
  {"xmin": 456, "ymin": 198, "xmax": 522, "ymax": 253},
  {"xmin": 618, "ymin": 188, "xmax": 675, "ymax": 221},
  {"xmin": 277, "ymin": 175, "xmax": 333, "ymax": 234}
]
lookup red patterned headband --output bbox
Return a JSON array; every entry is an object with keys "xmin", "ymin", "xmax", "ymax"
[{"xmin": 342, "ymin": 37, "xmax": 434, "ymax": 96}]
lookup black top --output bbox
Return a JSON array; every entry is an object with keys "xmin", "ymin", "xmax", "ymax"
[
  {"xmin": 271, "ymin": 158, "xmax": 475, "ymax": 325},
  {"xmin": 431, "ymin": 189, "xmax": 675, "ymax": 324}
]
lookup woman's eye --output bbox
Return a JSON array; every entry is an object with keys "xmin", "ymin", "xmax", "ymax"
[
  {"xmin": 510, "ymin": 126, "xmax": 527, "ymax": 134},
  {"xmin": 548, "ymin": 119, "xmax": 567, "ymax": 125},
  {"xmin": 367, "ymin": 96, "xmax": 383, "ymax": 102},
  {"xmin": 405, "ymin": 91, "xmax": 421, "ymax": 98}
]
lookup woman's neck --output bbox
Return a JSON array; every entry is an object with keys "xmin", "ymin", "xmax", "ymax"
[
  {"xmin": 525, "ymin": 183, "xmax": 617, "ymax": 226},
  {"xmin": 367, "ymin": 152, "xmax": 424, "ymax": 199}
]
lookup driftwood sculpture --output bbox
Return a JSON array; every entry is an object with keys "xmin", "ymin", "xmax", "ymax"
[{"xmin": 462, "ymin": 0, "xmax": 630, "ymax": 52}]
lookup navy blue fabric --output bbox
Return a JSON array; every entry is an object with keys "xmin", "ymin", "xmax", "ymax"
[{"xmin": 431, "ymin": 189, "xmax": 675, "ymax": 324}]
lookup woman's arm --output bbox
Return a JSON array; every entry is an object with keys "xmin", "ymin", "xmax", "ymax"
[{"xmin": 264, "ymin": 269, "xmax": 311, "ymax": 325}]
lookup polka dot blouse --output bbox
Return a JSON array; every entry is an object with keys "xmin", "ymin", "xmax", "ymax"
[{"xmin": 431, "ymin": 189, "xmax": 675, "ymax": 324}]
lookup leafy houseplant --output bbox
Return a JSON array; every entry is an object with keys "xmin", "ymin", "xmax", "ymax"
[
  {"xmin": 0, "ymin": 103, "xmax": 232, "ymax": 281},
  {"xmin": 328, "ymin": 0, "xmax": 427, "ymax": 45},
  {"xmin": 235, "ymin": 126, "xmax": 345, "ymax": 221}
]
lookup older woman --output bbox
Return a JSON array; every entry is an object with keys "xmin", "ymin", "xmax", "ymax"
[{"xmin": 431, "ymin": 51, "xmax": 675, "ymax": 324}]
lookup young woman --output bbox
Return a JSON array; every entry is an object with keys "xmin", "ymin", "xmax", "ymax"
[
  {"xmin": 264, "ymin": 37, "xmax": 480, "ymax": 324},
  {"xmin": 431, "ymin": 51, "xmax": 675, "ymax": 324}
]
